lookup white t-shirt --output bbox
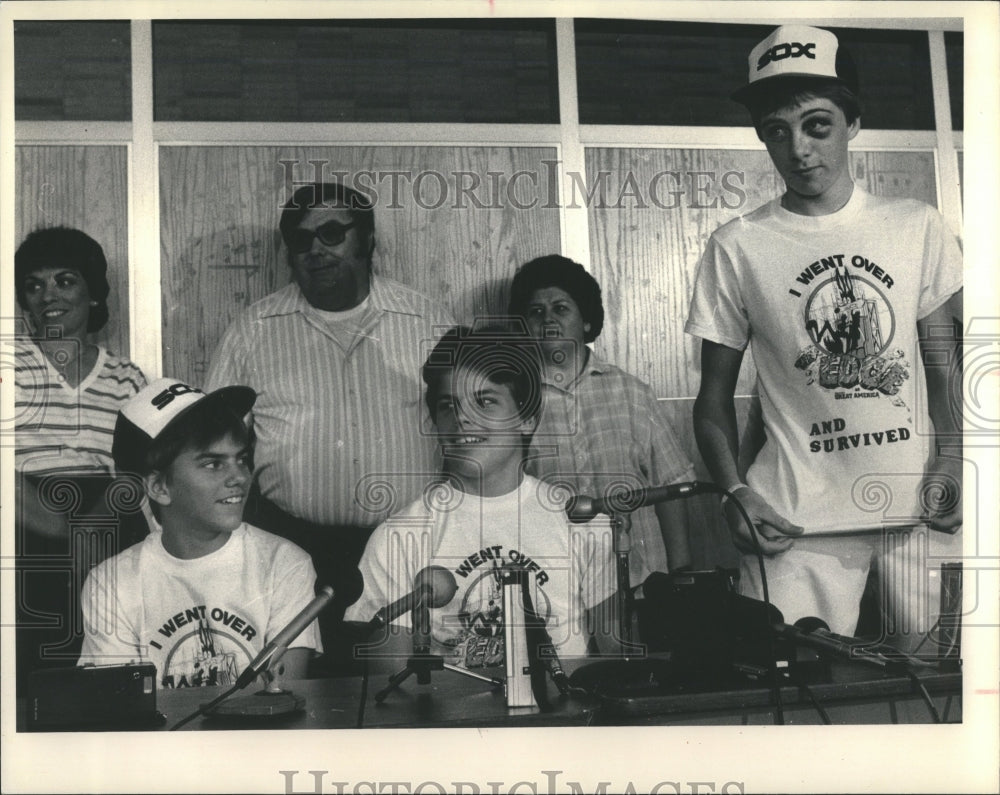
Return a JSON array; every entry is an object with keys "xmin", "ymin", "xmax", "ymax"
[
  {"xmin": 686, "ymin": 187, "xmax": 963, "ymax": 533},
  {"xmin": 346, "ymin": 476, "xmax": 616, "ymax": 667},
  {"xmin": 79, "ymin": 523, "xmax": 321, "ymax": 688}
]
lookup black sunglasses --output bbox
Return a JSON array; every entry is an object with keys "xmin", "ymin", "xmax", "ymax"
[{"xmin": 287, "ymin": 220, "xmax": 358, "ymax": 253}]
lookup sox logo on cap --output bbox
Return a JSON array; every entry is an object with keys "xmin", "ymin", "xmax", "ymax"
[
  {"xmin": 757, "ymin": 40, "xmax": 816, "ymax": 70},
  {"xmin": 112, "ymin": 377, "xmax": 256, "ymax": 474},
  {"xmin": 732, "ymin": 25, "xmax": 857, "ymax": 105}
]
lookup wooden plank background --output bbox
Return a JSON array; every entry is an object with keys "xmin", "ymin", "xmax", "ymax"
[
  {"xmin": 15, "ymin": 145, "xmax": 132, "ymax": 360},
  {"xmin": 13, "ymin": 142, "xmax": 938, "ymax": 569},
  {"xmin": 157, "ymin": 145, "xmax": 562, "ymax": 385}
]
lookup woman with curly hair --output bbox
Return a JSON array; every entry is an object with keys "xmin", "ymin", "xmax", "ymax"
[{"xmin": 508, "ymin": 255, "xmax": 695, "ymax": 588}]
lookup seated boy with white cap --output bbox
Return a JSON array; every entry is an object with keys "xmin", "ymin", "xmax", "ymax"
[
  {"xmin": 78, "ymin": 378, "xmax": 322, "ymax": 688},
  {"xmin": 686, "ymin": 25, "xmax": 963, "ymax": 650}
]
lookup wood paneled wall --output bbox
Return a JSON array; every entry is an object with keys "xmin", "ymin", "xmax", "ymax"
[
  {"xmin": 14, "ymin": 142, "xmax": 940, "ymax": 570},
  {"xmin": 158, "ymin": 145, "xmax": 562, "ymax": 385},
  {"xmin": 14, "ymin": 145, "xmax": 131, "ymax": 359}
]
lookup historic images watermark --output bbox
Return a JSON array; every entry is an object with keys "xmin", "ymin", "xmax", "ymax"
[
  {"xmin": 277, "ymin": 159, "xmax": 749, "ymax": 212},
  {"xmin": 279, "ymin": 769, "xmax": 747, "ymax": 794}
]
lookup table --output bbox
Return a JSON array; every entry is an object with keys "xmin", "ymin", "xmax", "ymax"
[
  {"xmin": 155, "ymin": 669, "xmax": 597, "ymax": 730},
  {"xmin": 147, "ymin": 660, "xmax": 959, "ymax": 731}
]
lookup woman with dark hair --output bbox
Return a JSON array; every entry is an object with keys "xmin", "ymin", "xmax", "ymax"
[
  {"xmin": 508, "ymin": 255, "xmax": 695, "ymax": 587},
  {"xmin": 13, "ymin": 226, "xmax": 148, "ymax": 691}
]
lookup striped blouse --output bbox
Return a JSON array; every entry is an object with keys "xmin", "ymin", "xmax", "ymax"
[
  {"xmin": 14, "ymin": 339, "xmax": 147, "ymax": 477},
  {"xmin": 205, "ymin": 276, "xmax": 455, "ymax": 528}
]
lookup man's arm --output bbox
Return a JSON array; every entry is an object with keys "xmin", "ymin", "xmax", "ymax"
[
  {"xmin": 654, "ymin": 501, "xmax": 692, "ymax": 571},
  {"xmin": 692, "ymin": 340, "xmax": 802, "ymax": 555},
  {"xmin": 917, "ymin": 288, "xmax": 963, "ymax": 532}
]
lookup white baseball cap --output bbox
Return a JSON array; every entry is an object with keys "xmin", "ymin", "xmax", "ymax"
[
  {"xmin": 113, "ymin": 377, "xmax": 255, "ymax": 474},
  {"xmin": 732, "ymin": 25, "xmax": 858, "ymax": 105}
]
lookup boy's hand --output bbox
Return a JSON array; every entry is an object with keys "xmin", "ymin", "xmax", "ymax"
[
  {"xmin": 920, "ymin": 455, "xmax": 963, "ymax": 533},
  {"xmin": 723, "ymin": 486, "xmax": 804, "ymax": 556}
]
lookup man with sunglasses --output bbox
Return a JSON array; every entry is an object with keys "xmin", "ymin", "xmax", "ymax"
[{"xmin": 206, "ymin": 181, "xmax": 454, "ymax": 670}]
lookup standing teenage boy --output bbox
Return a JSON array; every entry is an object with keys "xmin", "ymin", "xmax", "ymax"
[
  {"xmin": 79, "ymin": 379, "xmax": 322, "ymax": 688},
  {"xmin": 345, "ymin": 327, "xmax": 618, "ymax": 672},
  {"xmin": 686, "ymin": 26, "xmax": 963, "ymax": 647}
]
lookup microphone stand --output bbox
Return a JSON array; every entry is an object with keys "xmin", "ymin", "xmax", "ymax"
[
  {"xmin": 565, "ymin": 484, "xmax": 716, "ymax": 695},
  {"xmin": 373, "ymin": 651, "xmax": 445, "ymax": 703},
  {"xmin": 375, "ymin": 594, "xmax": 444, "ymax": 702},
  {"xmin": 609, "ymin": 511, "xmax": 643, "ymax": 657},
  {"xmin": 374, "ymin": 603, "xmax": 503, "ymax": 703},
  {"xmin": 169, "ymin": 645, "xmax": 303, "ymax": 729},
  {"xmin": 374, "ymin": 654, "xmax": 504, "ymax": 703}
]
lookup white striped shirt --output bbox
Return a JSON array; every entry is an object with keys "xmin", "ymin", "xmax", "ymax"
[
  {"xmin": 205, "ymin": 276, "xmax": 455, "ymax": 528},
  {"xmin": 14, "ymin": 339, "xmax": 147, "ymax": 477}
]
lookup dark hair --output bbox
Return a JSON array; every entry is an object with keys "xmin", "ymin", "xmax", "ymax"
[
  {"xmin": 279, "ymin": 181, "xmax": 375, "ymax": 255},
  {"xmin": 507, "ymin": 255, "xmax": 604, "ymax": 344},
  {"xmin": 15, "ymin": 226, "xmax": 111, "ymax": 333},
  {"xmin": 422, "ymin": 325, "xmax": 543, "ymax": 426},
  {"xmin": 137, "ymin": 400, "xmax": 253, "ymax": 522},
  {"xmin": 745, "ymin": 79, "xmax": 862, "ymax": 135},
  {"xmin": 142, "ymin": 399, "xmax": 253, "ymax": 478}
]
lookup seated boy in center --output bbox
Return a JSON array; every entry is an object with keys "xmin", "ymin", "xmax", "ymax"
[
  {"xmin": 78, "ymin": 378, "xmax": 322, "ymax": 689},
  {"xmin": 345, "ymin": 326, "xmax": 619, "ymax": 673}
]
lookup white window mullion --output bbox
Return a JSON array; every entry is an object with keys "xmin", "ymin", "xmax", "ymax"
[
  {"xmin": 927, "ymin": 29, "xmax": 962, "ymax": 238},
  {"xmin": 579, "ymin": 126, "xmax": 939, "ymax": 150},
  {"xmin": 555, "ymin": 18, "xmax": 590, "ymax": 268},
  {"xmin": 129, "ymin": 19, "xmax": 162, "ymax": 378},
  {"xmin": 152, "ymin": 121, "xmax": 562, "ymax": 146}
]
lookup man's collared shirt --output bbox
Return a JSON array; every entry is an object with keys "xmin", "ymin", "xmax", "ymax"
[{"xmin": 206, "ymin": 275, "xmax": 455, "ymax": 528}]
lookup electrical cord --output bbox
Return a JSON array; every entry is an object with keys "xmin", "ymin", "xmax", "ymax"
[
  {"xmin": 909, "ymin": 616, "xmax": 960, "ymax": 661},
  {"xmin": 168, "ymin": 681, "xmax": 242, "ymax": 731},
  {"xmin": 796, "ymin": 682, "xmax": 832, "ymax": 725},
  {"xmin": 904, "ymin": 668, "xmax": 942, "ymax": 724},
  {"xmin": 725, "ymin": 485, "xmax": 786, "ymax": 726},
  {"xmin": 356, "ymin": 654, "xmax": 370, "ymax": 728}
]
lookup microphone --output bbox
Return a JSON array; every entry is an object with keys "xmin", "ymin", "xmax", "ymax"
[
  {"xmin": 566, "ymin": 481, "xmax": 714, "ymax": 522},
  {"xmin": 233, "ymin": 585, "xmax": 335, "ymax": 690},
  {"xmin": 773, "ymin": 617, "xmax": 927, "ymax": 669},
  {"xmin": 366, "ymin": 565, "xmax": 459, "ymax": 634}
]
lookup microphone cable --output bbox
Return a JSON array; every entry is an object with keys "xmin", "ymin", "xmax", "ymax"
[
  {"xmin": 356, "ymin": 653, "xmax": 370, "ymax": 728},
  {"xmin": 909, "ymin": 615, "xmax": 960, "ymax": 662},
  {"xmin": 794, "ymin": 680, "xmax": 832, "ymax": 725},
  {"xmin": 903, "ymin": 667, "xmax": 942, "ymax": 724},
  {"xmin": 724, "ymin": 484, "xmax": 785, "ymax": 726},
  {"xmin": 168, "ymin": 681, "xmax": 243, "ymax": 731}
]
